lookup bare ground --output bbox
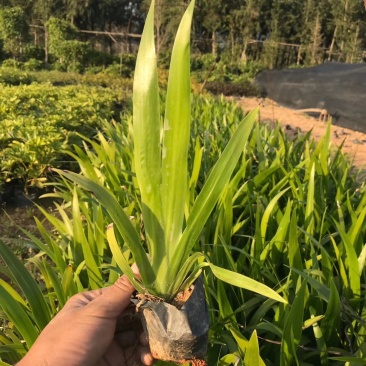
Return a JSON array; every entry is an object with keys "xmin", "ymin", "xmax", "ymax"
[{"xmin": 236, "ymin": 96, "xmax": 366, "ymax": 169}]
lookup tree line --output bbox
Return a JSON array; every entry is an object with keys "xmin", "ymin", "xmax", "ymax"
[{"xmin": 0, "ymin": 0, "xmax": 365, "ymax": 69}]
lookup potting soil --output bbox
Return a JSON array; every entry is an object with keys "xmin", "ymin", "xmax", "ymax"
[{"xmin": 140, "ymin": 276, "xmax": 209, "ymax": 363}]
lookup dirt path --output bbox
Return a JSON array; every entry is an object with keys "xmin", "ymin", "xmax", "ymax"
[{"xmin": 237, "ymin": 97, "xmax": 366, "ymax": 169}]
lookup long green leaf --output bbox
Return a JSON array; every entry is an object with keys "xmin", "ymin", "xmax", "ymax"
[
  {"xmin": 41, "ymin": 259, "xmax": 67, "ymax": 308},
  {"xmin": 56, "ymin": 170, "xmax": 155, "ymax": 286},
  {"xmin": 305, "ymin": 163, "xmax": 315, "ymax": 241},
  {"xmin": 171, "ymin": 109, "xmax": 257, "ymax": 286},
  {"xmin": 62, "ymin": 264, "xmax": 78, "ymax": 299},
  {"xmin": 308, "ymin": 308, "xmax": 328, "ymax": 366},
  {"xmin": 349, "ymin": 205, "xmax": 366, "ymax": 254},
  {"xmin": 244, "ymin": 330, "xmax": 261, "ymax": 366},
  {"xmin": 217, "ymin": 280, "xmax": 238, "ymax": 331},
  {"xmin": 290, "ymin": 267, "xmax": 330, "ymax": 302},
  {"xmin": 72, "ymin": 190, "xmax": 103, "ymax": 289},
  {"xmin": 0, "ymin": 279, "xmax": 26, "ymax": 307},
  {"xmin": 106, "ymin": 224, "xmax": 145, "ymax": 294},
  {"xmin": 0, "ymin": 240, "xmax": 51, "ymax": 331},
  {"xmin": 0, "ymin": 285, "xmax": 39, "ymax": 348},
  {"xmin": 260, "ymin": 188, "xmax": 289, "ymax": 242},
  {"xmin": 161, "ymin": 0, "xmax": 195, "ymax": 250},
  {"xmin": 358, "ymin": 243, "xmax": 366, "ymax": 275},
  {"xmin": 321, "ymin": 279, "xmax": 340, "ymax": 343},
  {"xmin": 209, "ymin": 263, "xmax": 286, "ymax": 304},
  {"xmin": 281, "ymin": 278, "xmax": 308, "ymax": 366},
  {"xmin": 335, "ymin": 222, "xmax": 361, "ymax": 297},
  {"xmin": 288, "ymin": 211, "xmax": 303, "ymax": 285},
  {"xmin": 133, "ymin": 0, "xmax": 165, "ymax": 267}
]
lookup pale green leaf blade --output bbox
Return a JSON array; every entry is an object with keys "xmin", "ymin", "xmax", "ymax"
[
  {"xmin": 288, "ymin": 211, "xmax": 303, "ymax": 285},
  {"xmin": 62, "ymin": 265, "xmax": 78, "ymax": 299},
  {"xmin": 56, "ymin": 170, "xmax": 155, "ymax": 285},
  {"xmin": 133, "ymin": 0, "xmax": 165, "ymax": 265},
  {"xmin": 358, "ymin": 243, "xmax": 366, "ymax": 275},
  {"xmin": 335, "ymin": 222, "xmax": 361, "ymax": 297},
  {"xmin": 208, "ymin": 263, "xmax": 286, "ymax": 304},
  {"xmin": 172, "ymin": 110, "xmax": 257, "ymax": 270},
  {"xmin": 161, "ymin": 0, "xmax": 195, "ymax": 248},
  {"xmin": 260, "ymin": 188, "xmax": 289, "ymax": 242},
  {"xmin": 189, "ymin": 138, "xmax": 203, "ymax": 191},
  {"xmin": 0, "ymin": 279, "xmax": 26, "ymax": 307},
  {"xmin": 72, "ymin": 190, "xmax": 103, "ymax": 289},
  {"xmin": 106, "ymin": 224, "xmax": 145, "ymax": 294},
  {"xmin": 303, "ymin": 315, "xmax": 324, "ymax": 329},
  {"xmin": 349, "ymin": 205, "xmax": 366, "ymax": 250},
  {"xmin": 259, "ymin": 200, "xmax": 291, "ymax": 263},
  {"xmin": 0, "ymin": 240, "xmax": 51, "ymax": 331},
  {"xmin": 219, "ymin": 354, "xmax": 240, "ymax": 365},
  {"xmin": 308, "ymin": 309, "xmax": 328, "ymax": 366},
  {"xmin": 318, "ymin": 121, "xmax": 331, "ymax": 176},
  {"xmin": 41, "ymin": 259, "xmax": 67, "ymax": 308},
  {"xmin": 0, "ymin": 285, "xmax": 39, "ymax": 347},
  {"xmin": 217, "ymin": 280, "xmax": 237, "ymax": 330},
  {"xmin": 321, "ymin": 279, "xmax": 340, "ymax": 342},
  {"xmin": 305, "ymin": 163, "xmax": 315, "ymax": 241},
  {"xmin": 244, "ymin": 330, "xmax": 261, "ymax": 366},
  {"xmin": 280, "ymin": 279, "xmax": 308, "ymax": 366}
]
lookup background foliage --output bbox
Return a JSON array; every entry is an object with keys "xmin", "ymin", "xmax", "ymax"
[
  {"xmin": 0, "ymin": 83, "xmax": 123, "ymax": 190},
  {"xmin": 0, "ymin": 0, "xmax": 365, "ymax": 69},
  {"xmin": 0, "ymin": 96, "xmax": 365, "ymax": 365}
]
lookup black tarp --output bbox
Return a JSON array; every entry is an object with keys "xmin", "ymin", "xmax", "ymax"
[{"xmin": 255, "ymin": 63, "xmax": 366, "ymax": 133}]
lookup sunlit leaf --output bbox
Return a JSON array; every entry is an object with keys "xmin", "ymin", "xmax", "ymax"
[{"xmin": 209, "ymin": 263, "xmax": 286, "ymax": 304}]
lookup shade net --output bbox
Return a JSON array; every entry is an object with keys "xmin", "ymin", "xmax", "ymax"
[{"xmin": 255, "ymin": 63, "xmax": 366, "ymax": 133}]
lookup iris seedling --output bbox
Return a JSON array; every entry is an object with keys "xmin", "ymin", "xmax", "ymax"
[{"xmin": 60, "ymin": 0, "xmax": 286, "ymax": 306}]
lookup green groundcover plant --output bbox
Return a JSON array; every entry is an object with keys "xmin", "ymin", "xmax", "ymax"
[
  {"xmin": 0, "ymin": 84, "xmax": 121, "ymax": 190},
  {"xmin": 60, "ymin": 0, "xmax": 286, "ymax": 304},
  {"xmin": 1, "ymin": 96, "xmax": 366, "ymax": 364}
]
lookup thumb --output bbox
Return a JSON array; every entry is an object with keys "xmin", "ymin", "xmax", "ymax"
[{"xmin": 87, "ymin": 274, "xmax": 136, "ymax": 318}]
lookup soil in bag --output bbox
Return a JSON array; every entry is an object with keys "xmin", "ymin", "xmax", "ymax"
[{"xmin": 140, "ymin": 276, "xmax": 209, "ymax": 364}]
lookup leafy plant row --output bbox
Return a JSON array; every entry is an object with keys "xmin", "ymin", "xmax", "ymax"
[
  {"xmin": 0, "ymin": 84, "xmax": 124, "ymax": 191},
  {"xmin": 0, "ymin": 66, "xmax": 134, "ymax": 88},
  {"xmin": 0, "ymin": 96, "xmax": 365, "ymax": 365}
]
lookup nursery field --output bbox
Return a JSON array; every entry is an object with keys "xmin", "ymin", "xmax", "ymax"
[
  {"xmin": 0, "ymin": 81, "xmax": 126, "ymax": 197},
  {"xmin": 0, "ymin": 90, "xmax": 365, "ymax": 365}
]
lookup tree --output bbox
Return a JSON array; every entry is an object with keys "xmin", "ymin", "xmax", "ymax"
[
  {"xmin": 0, "ymin": 6, "xmax": 29, "ymax": 59},
  {"xmin": 227, "ymin": 1, "xmax": 265, "ymax": 61},
  {"xmin": 328, "ymin": 0, "xmax": 364, "ymax": 62},
  {"xmin": 48, "ymin": 17, "xmax": 90, "ymax": 71},
  {"xmin": 195, "ymin": 0, "xmax": 228, "ymax": 56},
  {"xmin": 30, "ymin": 0, "xmax": 64, "ymax": 63},
  {"xmin": 297, "ymin": 0, "xmax": 325, "ymax": 65}
]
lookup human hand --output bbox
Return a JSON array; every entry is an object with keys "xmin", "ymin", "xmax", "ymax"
[{"xmin": 18, "ymin": 273, "xmax": 154, "ymax": 366}]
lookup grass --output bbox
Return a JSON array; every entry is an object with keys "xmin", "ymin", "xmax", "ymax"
[{"xmin": 0, "ymin": 94, "xmax": 365, "ymax": 365}]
